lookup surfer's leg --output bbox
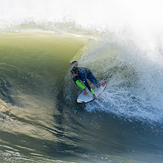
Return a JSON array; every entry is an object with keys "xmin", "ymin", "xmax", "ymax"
[{"xmin": 87, "ymin": 70, "xmax": 100, "ymax": 88}]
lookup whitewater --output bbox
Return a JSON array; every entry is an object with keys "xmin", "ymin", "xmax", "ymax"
[{"xmin": 0, "ymin": 0, "xmax": 163, "ymax": 162}]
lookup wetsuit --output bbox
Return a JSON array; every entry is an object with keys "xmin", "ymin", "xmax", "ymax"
[{"xmin": 73, "ymin": 67, "xmax": 100, "ymax": 95}]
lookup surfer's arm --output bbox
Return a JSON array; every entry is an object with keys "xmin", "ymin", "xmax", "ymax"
[
  {"xmin": 83, "ymin": 80, "xmax": 94, "ymax": 95},
  {"xmin": 76, "ymin": 80, "xmax": 86, "ymax": 89},
  {"xmin": 90, "ymin": 88, "xmax": 95, "ymax": 95},
  {"xmin": 75, "ymin": 80, "xmax": 95, "ymax": 95}
]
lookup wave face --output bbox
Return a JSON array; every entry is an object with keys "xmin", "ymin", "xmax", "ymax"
[{"xmin": 1, "ymin": 0, "xmax": 163, "ymax": 162}]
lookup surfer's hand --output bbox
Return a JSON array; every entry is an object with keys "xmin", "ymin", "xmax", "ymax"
[
  {"xmin": 93, "ymin": 94, "xmax": 97, "ymax": 100},
  {"xmin": 84, "ymin": 89, "xmax": 88, "ymax": 95}
]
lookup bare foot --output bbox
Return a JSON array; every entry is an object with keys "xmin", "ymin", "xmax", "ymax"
[{"xmin": 101, "ymin": 81, "xmax": 106, "ymax": 87}]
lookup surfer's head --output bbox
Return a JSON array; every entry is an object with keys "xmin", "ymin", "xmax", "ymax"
[{"xmin": 70, "ymin": 67, "xmax": 79, "ymax": 76}]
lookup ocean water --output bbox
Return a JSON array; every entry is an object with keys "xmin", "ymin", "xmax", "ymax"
[{"xmin": 0, "ymin": 0, "xmax": 163, "ymax": 162}]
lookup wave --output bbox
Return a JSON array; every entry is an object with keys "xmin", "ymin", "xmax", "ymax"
[
  {"xmin": 1, "ymin": 1, "xmax": 163, "ymax": 163},
  {"xmin": 70, "ymin": 36, "xmax": 163, "ymax": 124},
  {"xmin": 1, "ymin": 0, "xmax": 163, "ymax": 124}
]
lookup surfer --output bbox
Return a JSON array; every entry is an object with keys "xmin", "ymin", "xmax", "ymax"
[{"xmin": 70, "ymin": 66, "xmax": 101, "ymax": 100}]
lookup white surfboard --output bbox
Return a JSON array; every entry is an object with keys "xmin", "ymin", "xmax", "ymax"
[{"xmin": 77, "ymin": 80, "xmax": 107, "ymax": 103}]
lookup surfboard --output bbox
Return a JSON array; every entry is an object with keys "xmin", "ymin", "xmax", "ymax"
[{"xmin": 77, "ymin": 80, "xmax": 107, "ymax": 103}]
